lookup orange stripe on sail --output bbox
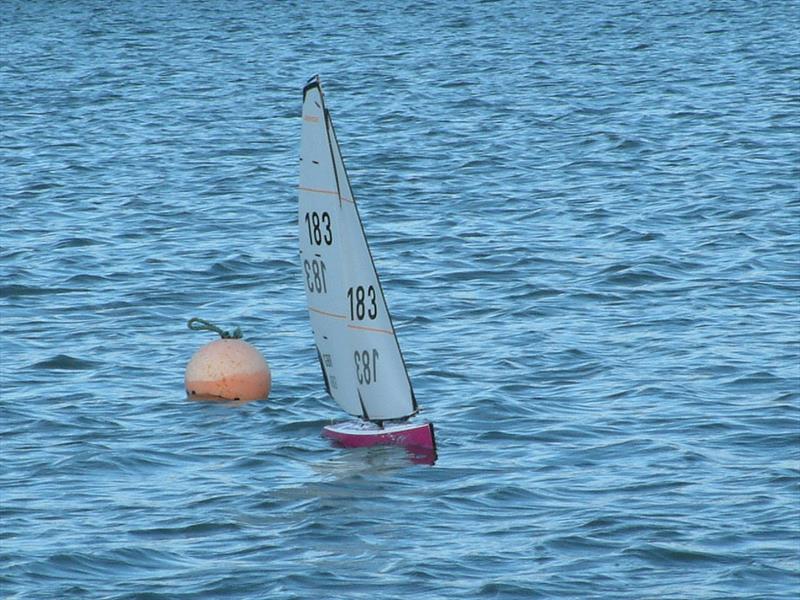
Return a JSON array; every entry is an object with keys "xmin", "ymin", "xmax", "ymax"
[
  {"xmin": 299, "ymin": 186, "xmax": 338, "ymax": 195},
  {"xmin": 310, "ymin": 306, "xmax": 347, "ymax": 320},
  {"xmin": 303, "ymin": 115, "xmax": 320, "ymax": 122},
  {"xmin": 348, "ymin": 323, "xmax": 394, "ymax": 335},
  {"xmin": 298, "ymin": 186, "xmax": 355, "ymax": 204}
]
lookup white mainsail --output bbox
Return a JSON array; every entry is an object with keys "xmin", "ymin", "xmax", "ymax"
[{"xmin": 299, "ymin": 76, "xmax": 417, "ymax": 422}]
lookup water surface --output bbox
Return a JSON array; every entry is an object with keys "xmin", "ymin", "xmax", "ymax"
[{"xmin": 2, "ymin": 1, "xmax": 799, "ymax": 598}]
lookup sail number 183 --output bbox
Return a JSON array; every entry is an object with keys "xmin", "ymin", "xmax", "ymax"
[
  {"xmin": 347, "ymin": 285, "xmax": 377, "ymax": 320},
  {"xmin": 304, "ymin": 211, "xmax": 332, "ymax": 246}
]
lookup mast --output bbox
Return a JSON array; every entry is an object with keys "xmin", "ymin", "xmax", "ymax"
[
  {"xmin": 299, "ymin": 76, "xmax": 360, "ymax": 418},
  {"xmin": 299, "ymin": 76, "xmax": 417, "ymax": 422}
]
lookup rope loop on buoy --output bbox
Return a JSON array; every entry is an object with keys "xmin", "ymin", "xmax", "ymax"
[{"xmin": 187, "ymin": 317, "xmax": 243, "ymax": 339}]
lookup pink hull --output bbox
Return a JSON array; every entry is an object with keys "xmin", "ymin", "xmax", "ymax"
[{"xmin": 322, "ymin": 421, "xmax": 436, "ymax": 452}]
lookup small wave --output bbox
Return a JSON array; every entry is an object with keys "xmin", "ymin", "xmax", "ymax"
[
  {"xmin": 624, "ymin": 543, "xmax": 741, "ymax": 567},
  {"xmin": 0, "ymin": 284, "xmax": 80, "ymax": 298},
  {"xmin": 602, "ymin": 267, "xmax": 675, "ymax": 287},
  {"xmin": 30, "ymin": 355, "xmax": 102, "ymax": 371},
  {"xmin": 53, "ymin": 237, "xmax": 100, "ymax": 249}
]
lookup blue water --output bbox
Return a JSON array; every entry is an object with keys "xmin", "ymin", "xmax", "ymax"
[{"xmin": 2, "ymin": 0, "xmax": 799, "ymax": 597}]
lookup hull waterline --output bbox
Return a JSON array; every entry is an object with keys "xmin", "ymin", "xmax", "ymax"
[{"xmin": 322, "ymin": 420, "xmax": 436, "ymax": 451}]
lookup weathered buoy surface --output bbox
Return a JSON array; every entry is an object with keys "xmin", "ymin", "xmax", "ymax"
[{"xmin": 185, "ymin": 338, "xmax": 271, "ymax": 402}]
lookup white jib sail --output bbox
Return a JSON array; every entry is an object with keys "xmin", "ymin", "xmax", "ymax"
[{"xmin": 299, "ymin": 77, "xmax": 417, "ymax": 422}]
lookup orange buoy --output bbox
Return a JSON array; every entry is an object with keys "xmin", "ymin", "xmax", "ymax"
[{"xmin": 185, "ymin": 319, "xmax": 271, "ymax": 402}]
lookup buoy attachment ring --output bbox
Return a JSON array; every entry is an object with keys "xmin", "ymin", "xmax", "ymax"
[{"xmin": 185, "ymin": 318, "xmax": 271, "ymax": 402}]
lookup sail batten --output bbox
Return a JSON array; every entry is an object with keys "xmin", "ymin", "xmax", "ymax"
[{"xmin": 299, "ymin": 77, "xmax": 416, "ymax": 422}]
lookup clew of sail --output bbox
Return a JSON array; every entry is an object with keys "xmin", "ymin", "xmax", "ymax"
[{"xmin": 299, "ymin": 76, "xmax": 417, "ymax": 422}]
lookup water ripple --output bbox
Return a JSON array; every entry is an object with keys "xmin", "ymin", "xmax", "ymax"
[{"xmin": 2, "ymin": 0, "xmax": 799, "ymax": 598}]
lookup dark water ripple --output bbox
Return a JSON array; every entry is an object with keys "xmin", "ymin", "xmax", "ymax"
[{"xmin": 2, "ymin": 0, "xmax": 799, "ymax": 598}]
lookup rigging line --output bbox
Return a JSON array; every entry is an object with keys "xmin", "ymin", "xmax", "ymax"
[
  {"xmin": 316, "ymin": 346, "xmax": 332, "ymax": 397},
  {"xmin": 324, "ymin": 108, "xmax": 344, "ymax": 215},
  {"xmin": 358, "ymin": 390, "xmax": 370, "ymax": 421}
]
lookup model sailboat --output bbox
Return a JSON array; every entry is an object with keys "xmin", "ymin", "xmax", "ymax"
[{"xmin": 298, "ymin": 76, "xmax": 436, "ymax": 454}]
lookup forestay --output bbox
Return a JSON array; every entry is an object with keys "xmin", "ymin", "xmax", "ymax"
[{"xmin": 298, "ymin": 76, "xmax": 417, "ymax": 422}]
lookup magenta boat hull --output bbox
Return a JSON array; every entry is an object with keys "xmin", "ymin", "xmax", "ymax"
[{"xmin": 322, "ymin": 420, "xmax": 436, "ymax": 451}]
